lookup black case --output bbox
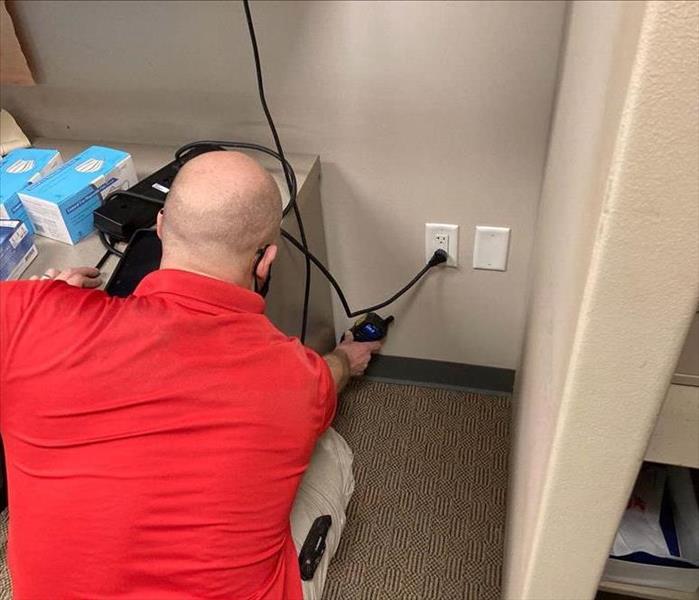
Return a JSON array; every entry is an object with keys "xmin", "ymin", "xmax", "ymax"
[
  {"xmin": 105, "ymin": 229, "xmax": 163, "ymax": 297},
  {"xmin": 298, "ymin": 515, "xmax": 332, "ymax": 581}
]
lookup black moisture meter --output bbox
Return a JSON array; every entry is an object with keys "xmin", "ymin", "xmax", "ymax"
[{"xmin": 348, "ymin": 312, "xmax": 394, "ymax": 342}]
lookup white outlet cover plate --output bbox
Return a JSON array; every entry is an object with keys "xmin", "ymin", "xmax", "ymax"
[
  {"xmin": 425, "ymin": 223, "xmax": 459, "ymax": 267},
  {"xmin": 473, "ymin": 226, "xmax": 510, "ymax": 271}
]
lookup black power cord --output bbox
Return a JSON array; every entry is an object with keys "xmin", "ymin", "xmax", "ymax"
[
  {"xmin": 97, "ymin": 231, "xmax": 124, "ymax": 259},
  {"xmin": 242, "ymin": 0, "xmax": 312, "ymax": 344},
  {"xmin": 282, "ymin": 231, "xmax": 447, "ymax": 318},
  {"xmin": 95, "ymin": 248, "xmax": 113, "ymax": 270}
]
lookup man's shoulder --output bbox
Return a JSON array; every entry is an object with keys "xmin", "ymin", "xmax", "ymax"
[
  {"xmin": 0, "ymin": 281, "xmax": 115, "ymax": 369},
  {"xmin": 1, "ymin": 280, "xmax": 112, "ymax": 327},
  {"xmin": 2, "ymin": 279, "xmax": 109, "ymax": 305}
]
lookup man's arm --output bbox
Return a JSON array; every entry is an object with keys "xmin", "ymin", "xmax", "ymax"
[
  {"xmin": 324, "ymin": 350, "xmax": 351, "ymax": 394},
  {"xmin": 323, "ymin": 332, "xmax": 382, "ymax": 394}
]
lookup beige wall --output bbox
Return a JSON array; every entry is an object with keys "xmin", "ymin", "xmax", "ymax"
[
  {"xmin": 504, "ymin": 1, "xmax": 699, "ymax": 598},
  {"xmin": 0, "ymin": 0, "xmax": 566, "ymax": 368}
]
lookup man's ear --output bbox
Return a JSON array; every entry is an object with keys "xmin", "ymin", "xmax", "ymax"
[
  {"xmin": 156, "ymin": 209, "xmax": 164, "ymax": 240},
  {"xmin": 255, "ymin": 244, "xmax": 278, "ymax": 280}
]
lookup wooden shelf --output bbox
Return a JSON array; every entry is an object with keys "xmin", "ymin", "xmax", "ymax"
[
  {"xmin": 645, "ymin": 384, "xmax": 699, "ymax": 469},
  {"xmin": 600, "ymin": 579, "xmax": 699, "ymax": 600}
]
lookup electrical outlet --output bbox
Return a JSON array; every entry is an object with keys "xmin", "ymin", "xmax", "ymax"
[
  {"xmin": 434, "ymin": 234, "xmax": 449, "ymax": 253},
  {"xmin": 425, "ymin": 223, "xmax": 458, "ymax": 267}
]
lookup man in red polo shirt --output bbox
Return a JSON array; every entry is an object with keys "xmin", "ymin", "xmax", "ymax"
[{"xmin": 0, "ymin": 151, "xmax": 379, "ymax": 599}]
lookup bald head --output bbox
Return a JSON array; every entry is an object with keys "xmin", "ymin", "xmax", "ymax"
[{"xmin": 159, "ymin": 151, "xmax": 282, "ymax": 282}]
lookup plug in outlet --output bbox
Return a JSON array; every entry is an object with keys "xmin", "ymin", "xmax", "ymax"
[{"xmin": 425, "ymin": 223, "xmax": 458, "ymax": 267}]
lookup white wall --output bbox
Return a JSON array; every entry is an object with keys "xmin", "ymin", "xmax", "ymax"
[
  {"xmin": 504, "ymin": 1, "xmax": 699, "ymax": 597},
  {"xmin": 1, "ymin": 0, "xmax": 566, "ymax": 368}
]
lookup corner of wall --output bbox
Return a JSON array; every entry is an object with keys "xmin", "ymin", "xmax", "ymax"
[{"xmin": 504, "ymin": 0, "xmax": 699, "ymax": 597}]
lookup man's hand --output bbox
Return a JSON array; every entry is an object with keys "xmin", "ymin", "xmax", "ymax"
[
  {"xmin": 323, "ymin": 331, "xmax": 382, "ymax": 394},
  {"xmin": 335, "ymin": 331, "xmax": 382, "ymax": 377},
  {"xmin": 29, "ymin": 267, "xmax": 102, "ymax": 289}
]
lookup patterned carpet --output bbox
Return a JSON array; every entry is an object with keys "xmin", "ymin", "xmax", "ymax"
[
  {"xmin": 0, "ymin": 509, "xmax": 8, "ymax": 600},
  {"xmin": 323, "ymin": 380, "xmax": 511, "ymax": 600}
]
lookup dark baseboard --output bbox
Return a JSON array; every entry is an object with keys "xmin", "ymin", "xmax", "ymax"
[{"xmin": 364, "ymin": 354, "xmax": 515, "ymax": 394}]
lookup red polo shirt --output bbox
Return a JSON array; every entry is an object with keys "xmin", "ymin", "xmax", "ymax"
[{"xmin": 0, "ymin": 269, "xmax": 336, "ymax": 599}]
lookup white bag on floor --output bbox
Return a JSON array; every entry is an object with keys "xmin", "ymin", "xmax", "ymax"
[
  {"xmin": 604, "ymin": 465, "xmax": 699, "ymax": 592},
  {"xmin": 611, "ymin": 464, "xmax": 669, "ymax": 558}
]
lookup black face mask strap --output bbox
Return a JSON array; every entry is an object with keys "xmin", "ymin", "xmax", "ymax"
[{"xmin": 253, "ymin": 244, "xmax": 272, "ymax": 298}]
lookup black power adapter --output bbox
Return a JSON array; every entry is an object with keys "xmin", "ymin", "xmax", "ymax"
[
  {"xmin": 93, "ymin": 145, "xmax": 219, "ymax": 241},
  {"xmin": 93, "ymin": 162, "xmax": 171, "ymax": 241}
]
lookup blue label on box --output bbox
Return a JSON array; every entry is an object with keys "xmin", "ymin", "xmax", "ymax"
[
  {"xmin": 0, "ymin": 148, "xmax": 62, "ymax": 235},
  {"xmin": 26, "ymin": 146, "xmax": 130, "ymax": 202},
  {"xmin": 0, "ymin": 219, "xmax": 37, "ymax": 280}
]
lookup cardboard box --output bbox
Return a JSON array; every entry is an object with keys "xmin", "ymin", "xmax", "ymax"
[
  {"xmin": 18, "ymin": 146, "xmax": 137, "ymax": 245},
  {"xmin": 0, "ymin": 219, "xmax": 38, "ymax": 280},
  {"xmin": 0, "ymin": 148, "xmax": 63, "ymax": 235}
]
